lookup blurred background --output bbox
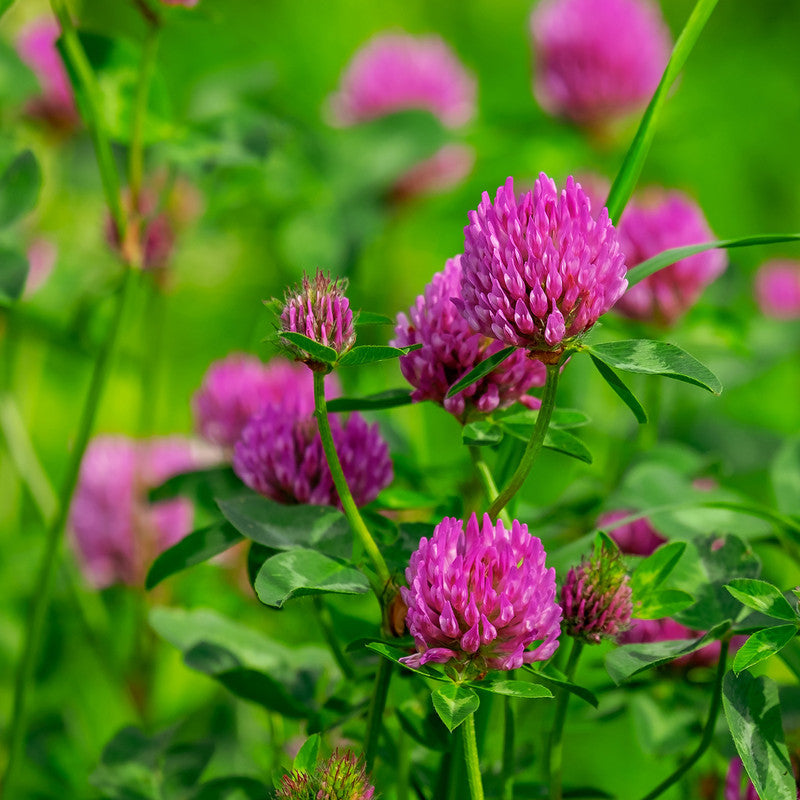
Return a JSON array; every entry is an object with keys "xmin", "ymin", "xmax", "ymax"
[{"xmin": 1, "ymin": 0, "xmax": 799, "ymax": 797}]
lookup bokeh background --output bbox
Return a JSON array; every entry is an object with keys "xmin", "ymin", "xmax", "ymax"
[{"xmin": 1, "ymin": 0, "xmax": 799, "ymax": 797}]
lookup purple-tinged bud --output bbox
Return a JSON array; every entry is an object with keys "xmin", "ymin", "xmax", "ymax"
[
  {"xmin": 280, "ymin": 271, "xmax": 356, "ymax": 367},
  {"xmin": 392, "ymin": 255, "xmax": 546, "ymax": 421},
  {"xmin": 277, "ymin": 750, "xmax": 375, "ymax": 800},
  {"xmin": 400, "ymin": 513, "xmax": 562, "ymax": 677},
  {"xmin": 530, "ymin": 0, "xmax": 671, "ymax": 127},
  {"xmin": 233, "ymin": 406, "xmax": 392, "ymax": 509},
  {"xmin": 457, "ymin": 175, "xmax": 627, "ymax": 363},
  {"xmin": 598, "ymin": 510, "xmax": 666, "ymax": 557},
  {"xmin": 561, "ymin": 541, "xmax": 632, "ymax": 644},
  {"xmin": 755, "ymin": 260, "xmax": 800, "ymax": 320}
]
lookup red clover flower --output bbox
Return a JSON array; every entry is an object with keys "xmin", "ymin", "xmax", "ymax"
[{"xmin": 277, "ymin": 750, "xmax": 375, "ymax": 800}]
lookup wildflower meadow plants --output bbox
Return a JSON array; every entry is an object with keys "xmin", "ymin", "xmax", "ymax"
[{"xmin": 1, "ymin": 1, "xmax": 800, "ymax": 799}]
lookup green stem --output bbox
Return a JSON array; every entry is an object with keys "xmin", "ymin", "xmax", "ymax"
[
  {"xmin": 469, "ymin": 445, "xmax": 511, "ymax": 527},
  {"xmin": 137, "ymin": 277, "xmax": 165, "ymax": 435},
  {"xmin": 488, "ymin": 364, "xmax": 560, "ymax": 520},
  {"xmin": 502, "ymin": 696, "xmax": 515, "ymax": 800},
  {"xmin": 364, "ymin": 658, "xmax": 392, "ymax": 771},
  {"xmin": 548, "ymin": 639, "xmax": 583, "ymax": 800},
  {"xmin": 49, "ymin": 0, "xmax": 126, "ymax": 238},
  {"xmin": 462, "ymin": 712, "xmax": 486, "ymax": 800},
  {"xmin": 312, "ymin": 596, "xmax": 355, "ymax": 680},
  {"xmin": 396, "ymin": 727, "xmax": 410, "ymax": 800},
  {"xmin": 312, "ymin": 371, "xmax": 391, "ymax": 587},
  {"xmin": 1, "ymin": 269, "xmax": 133, "ymax": 795},
  {"xmin": 638, "ymin": 642, "xmax": 729, "ymax": 800},
  {"xmin": 128, "ymin": 27, "xmax": 160, "ymax": 210}
]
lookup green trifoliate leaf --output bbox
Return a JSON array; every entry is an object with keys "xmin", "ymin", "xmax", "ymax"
[
  {"xmin": 725, "ymin": 579, "xmax": 799, "ymax": 622},
  {"xmin": 732, "ymin": 625, "xmax": 798, "ymax": 675},
  {"xmin": 431, "ymin": 684, "xmax": 480, "ymax": 732}
]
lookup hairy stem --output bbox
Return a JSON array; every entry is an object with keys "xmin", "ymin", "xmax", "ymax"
[
  {"xmin": 364, "ymin": 658, "xmax": 393, "ymax": 771},
  {"xmin": 638, "ymin": 642, "xmax": 729, "ymax": 800},
  {"xmin": 469, "ymin": 445, "xmax": 511, "ymax": 527},
  {"xmin": 2, "ymin": 269, "xmax": 133, "ymax": 794},
  {"xmin": 312, "ymin": 371, "xmax": 391, "ymax": 587},
  {"xmin": 548, "ymin": 639, "xmax": 583, "ymax": 800},
  {"xmin": 488, "ymin": 364, "xmax": 560, "ymax": 520},
  {"xmin": 462, "ymin": 712, "xmax": 486, "ymax": 800}
]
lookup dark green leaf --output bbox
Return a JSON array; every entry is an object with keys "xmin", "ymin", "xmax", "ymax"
[
  {"xmin": 523, "ymin": 666, "xmax": 599, "ymax": 708},
  {"xmin": 355, "ymin": 311, "xmax": 395, "ymax": 326},
  {"xmin": 279, "ymin": 331, "xmax": 338, "ymax": 363},
  {"xmin": 722, "ymin": 671, "xmax": 796, "ymax": 800},
  {"xmin": 585, "ymin": 340, "xmax": 722, "ymax": 395},
  {"xmin": 471, "ymin": 678, "xmax": 552, "ymax": 700},
  {"xmin": 463, "ymin": 420, "xmax": 504, "ymax": 447},
  {"xmin": 733, "ymin": 626, "xmax": 798, "ymax": 675},
  {"xmin": 589, "ymin": 355, "xmax": 648, "ymax": 423},
  {"xmin": 431, "ymin": 684, "xmax": 480, "ymax": 732},
  {"xmin": 543, "ymin": 428, "xmax": 593, "ymax": 464},
  {"xmin": 630, "ymin": 542, "xmax": 687, "ymax": 598},
  {"xmin": 627, "ymin": 234, "xmax": 800, "ymax": 287},
  {"xmin": 771, "ymin": 438, "xmax": 800, "ymax": 518},
  {"xmin": 293, "ymin": 735, "xmax": 321, "ymax": 773},
  {"xmin": 605, "ymin": 0, "xmax": 720, "ymax": 220},
  {"xmin": 193, "ymin": 777, "xmax": 269, "ymax": 800},
  {"xmin": 254, "ymin": 549, "xmax": 369, "ymax": 608},
  {"xmin": 217, "ymin": 494, "xmax": 351, "ymax": 559},
  {"xmin": 0, "ymin": 150, "xmax": 42, "ymax": 228},
  {"xmin": 496, "ymin": 407, "xmax": 591, "ymax": 430},
  {"xmin": 326, "ymin": 389, "xmax": 413, "ymax": 412},
  {"xmin": 726, "ymin": 580, "xmax": 798, "ymax": 622},
  {"xmin": 146, "ymin": 522, "xmax": 243, "ymax": 590},
  {"xmin": 338, "ymin": 343, "xmax": 421, "ymax": 366},
  {"xmin": 0, "ymin": 247, "xmax": 29, "ymax": 306},
  {"xmin": 605, "ymin": 621, "xmax": 730, "ymax": 684},
  {"xmin": 149, "ymin": 466, "xmax": 242, "ymax": 510},
  {"xmin": 635, "ymin": 589, "xmax": 695, "ymax": 620},
  {"xmin": 365, "ymin": 641, "xmax": 447, "ymax": 682},
  {"xmin": 445, "ymin": 346, "xmax": 516, "ymax": 398}
]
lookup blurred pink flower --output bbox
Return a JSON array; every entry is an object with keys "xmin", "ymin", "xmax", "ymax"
[
  {"xmin": 614, "ymin": 190, "xmax": 727, "ymax": 326},
  {"xmin": 400, "ymin": 513, "xmax": 562, "ymax": 675},
  {"xmin": 392, "ymin": 255, "xmax": 546, "ymax": 421},
  {"xmin": 599, "ymin": 510, "xmax": 666, "ymax": 557},
  {"xmin": 724, "ymin": 758, "xmax": 760, "ymax": 800},
  {"xmin": 15, "ymin": 18, "xmax": 79, "ymax": 129},
  {"xmin": 391, "ymin": 143, "xmax": 475, "ymax": 200},
  {"xmin": 755, "ymin": 260, "xmax": 800, "ymax": 319},
  {"xmin": 161, "ymin": 0, "xmax": 199, "ymax": 6},
  {"xmin": 329, "ymin": 32, "xmax": 476, "ymax": 127},
  {"xmin": 69, "ymin": 436, "xmax": 203, "ymax": 588},
  {"xmin": 530, "ymin": 0, "xmax": 671, "ymax": 126},
  {"xmin": 457, "ymin": 174, "xmax": 627, "ymax": 360},
  {"xmin": 24, "ymin": 238, "xmax": 57, "ymax": 298}
]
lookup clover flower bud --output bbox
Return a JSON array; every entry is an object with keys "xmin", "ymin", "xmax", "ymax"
[
  {"xmin": 400, "ymin": 513, "xmax": 561, "ymax": 677},
  {"xmin": 277, "ymin": 750, "xmax": 375, "ymax": 800},
  {"xmin": 561, "ymin": 541, "xmax": 632, "ymax": 644}
]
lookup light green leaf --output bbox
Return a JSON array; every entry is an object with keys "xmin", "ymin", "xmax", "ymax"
[
  {"xmin": 630, "ymin": 542, "xmax": 687, "ymax": 598},
  {"xmin": 471, "ymin": 679, "xmax": 552, "ymax": 700},
  {"xmin": 355, "ymin": 311, "xmax": 395, "ymax": 326},
  {"xmin": 0, "ymin": 150, "xmax": 42, "ymax": 228},
  {"xmin": 431, "ymin": 684, "xmax": 480, "ymax": 732},
  {"xmin": 543, "ymin": 428, "xmax": 593, "ymax": 464},
  {"xmin": 338, "ymin": 343, "xmax": 421, "ymax": 366},
  {"xmin": 463, "ymin": 420, "xmax": 504, "ymax": 447},
  {"xmin": 293, "ymin": 735, "xmax": 321, "ymax": 773},
  {"xmin": 733, "ymin": 625, "xmax": 798, "ymax": 675},
  {"xmin": 725, "ymin": 579, "xmax": 799, "ymax": 622},
  {"xmin": 635, "ymin": 589, "xmax": 695, "ymax": 620},
  {"xmin": 279, "ymin": 331, "xmax": 338, "ymax": 364}
]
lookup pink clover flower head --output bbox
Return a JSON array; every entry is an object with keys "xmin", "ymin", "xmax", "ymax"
[
  {"xmin": 233, "ymin": 408, "xmax": 392, "ymax": 509},
  {"xmin": 530, "ymin": 0, "xmax": 671, "ymax": 126},
  {"xmin": 392, "ymin": 255, "xmax": 546, "ymax": 421},
  {"xmin": 193, "ymin": 355, "xmax": 336, "ymax": 449},
  {"xmin": 277, "ymin": 750, "xmax": 374, "ymax": 800},
  {"xmin": 599, "ymin": 510, "xmax": 666, "ymax": 557},
  {"xmin": 561, "ymin": 540, "xmax": 632, "ymax": 644},
  {"xmin": 15, "ymin": 18, "xmax": 79, "ymax": 129},
  {"xmin": 400, "ymin": 513, "xmax": 562, "ymax": 676},
  {"xmin": 755, "ymin": 260, "xmax": 800, "ymax": 319},
  {"xmin": 329, "ymin": 32, "xmax": 476, "ymax": 128},
  {"xmin": 280, "ymin": 271, "xmax": 356, "ymax": 367},
  {"xmin": 614, "ymin": 190, "xmax": 728, "ymax": 326},
  {"xmin": 457, "ymin": 175, "xmax": 627, "ymax": 361},
  {"xmin": 69, "ymin": 436, "xmax": 198, "ymax": 588},
  {"xmin": 24, "ymin": 238, "xmax": 57, "ymax": 298}
]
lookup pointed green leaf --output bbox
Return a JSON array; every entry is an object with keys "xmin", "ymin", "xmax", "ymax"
[
  {"xmin": 365, "ymin": 641, "xmax": 449, "ymax": 681},
  {"xmin": 279, "ymin": 331, "xmax": 338, "ymax": 363},
  {"xmin": 431, "ymin": 684, "xmax": 480, "ymax": 732},
  {"xmin": 585, "ymin": 340, "xmax": 722, "ymax": 395},
  {"xmin": 293, "ymin": 735, "xmax": 321, "ymax": 773},
  {"xmin": 627, "ymin": 234, "xmax": 800, "ymax": 287},
  {"xmin": 445, "ymin": 346, "xmax": 516, "ymax": 398},
  {"xmin": 0, "ymin": 150, "xmax": 42, "ymax": 228},
  {"xmin": 635, "ymin": 589, "xmax": 694, "ymax": 620},
  {"xmin": 589, "ymin": 355, "xmax": 647, "ymax": 423},
  {"xmin": 146, "ymin": 522, "xmax": 244, "ymax": 590},
  {"xmin": 725, "ymin": 579, "xmax": 799, "ymax": 622},
  {"xmin": 723, "ymin": 672, "xmax": 796, "ymax": 800},
  {"xmin": 463, "ymin": 420, "xmax": 504, "ymax": 447},
  {"xmin": 471, "ymin": 679, "xmax": 553, "ymax": 700},
  {"xmin": 0, "ymin": 247, "xmax": 29, "ymax": 306},
  {"xmin": 523, "ymin": 666, "xmax": 599, "ymax": 708},
  {"xmin": 338, "ymin": 343, "xmax": 421, "ymax": 366},
  {"xmin": 355, "ymin": 311, "xmax": 395, "ymax": 325},
  {"xmin": 326, "ymin": 388, "xmax": 413, "ymax": 412},
  {"xmin": 543, "ymin": 428, "xmax": 592, "ymax": 464},
  {"xmin": 630, "ymin": 542, "xmax": 687, "ymax": 597},
  {"xmin": 733, "ymin": 625, "xmax": 798, "ymax": 675}
]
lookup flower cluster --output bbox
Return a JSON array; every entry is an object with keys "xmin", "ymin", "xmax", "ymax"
[
  {"xmin": 69, "ymin": 436, "xmax": 201, "ymax": 588},
  {"xmin": 277, "ymin": 750, "xmax": 374, "ymax": 800},
  {"xmin": 530, "ymin": 0, "xmax": 671, "ymax": 126},
  {"xmin": 457, "ymin": 175, "xmax": 627, "ymax": 359},
  {"xmin": 233, "ymin": 407, "xmax": 392, "ymax": 509},
  {"xmin": 281, "ymin": 271, "xmax": 356, "ymax": 365},
  {"xmin": 755, "ymin": 259, "xmax": 800, "ymax": 319},
  {"xmin": 401, "ymin": 513, "xmax": 562, "ymax": 675},
  {"xmin": 329, "ymin": 32, "xmax": 476, "ymax": 128},
  {"xmin": 615, "ymin": 190, "xmax": 728, "ymax": 326},
  {"xmin": 561, "ymin": 541, "xmax": 632, "ymax": 644},
  {"xmin": 392, "ymin": 255, "xmax": 546, "ymax": 420}
]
